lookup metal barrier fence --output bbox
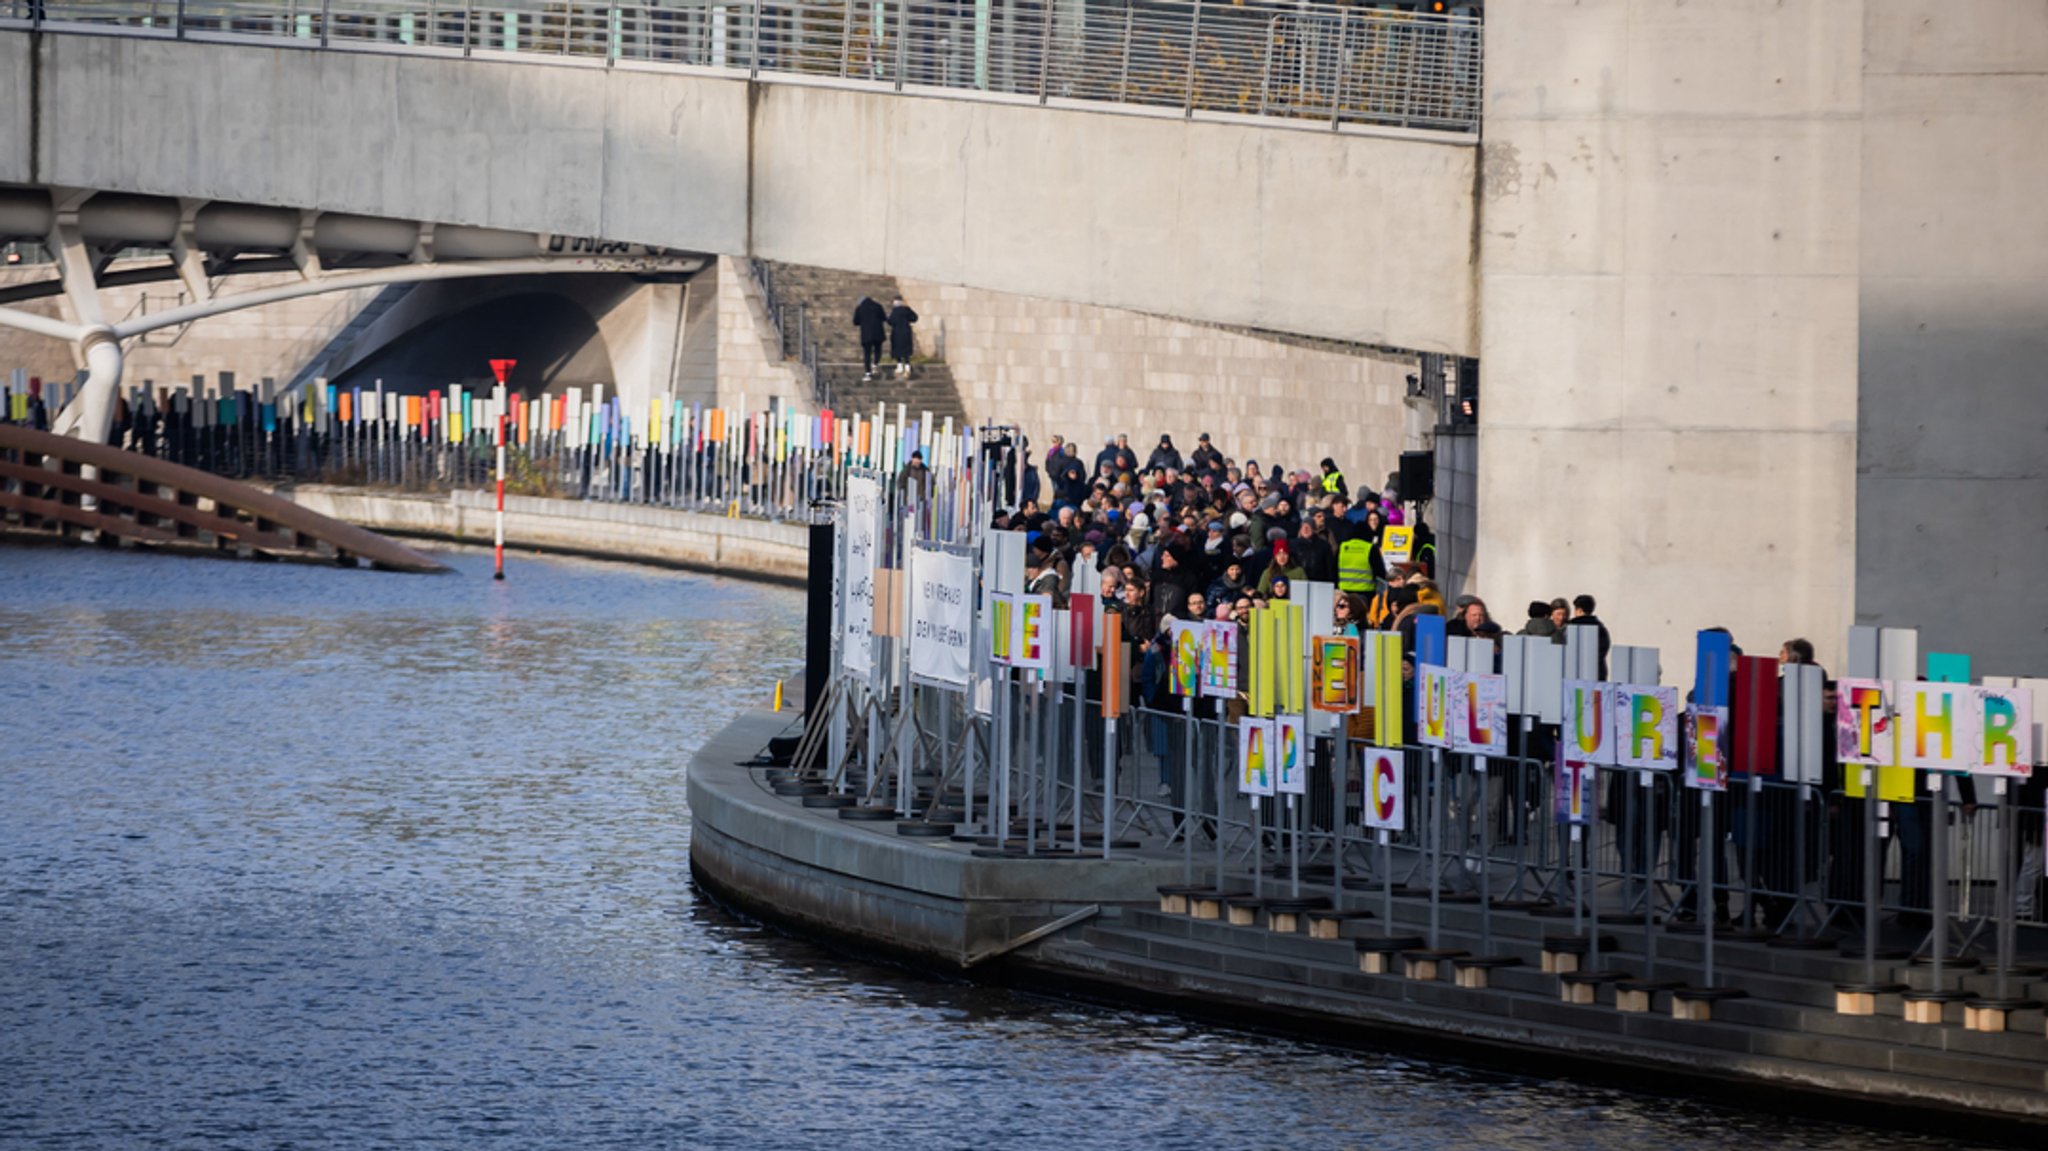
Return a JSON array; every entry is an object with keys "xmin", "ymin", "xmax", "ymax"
[
  {"xmin": 4, "ymin": 0, "xmax": 1484, "ymax": 133},
  {"xmin": 815, "ymin": 459, "xmax": 2047, "ymax": 976},
  {"xmin": 822, "ymin": 630, "xmax": 2048, "ymax": 960}
]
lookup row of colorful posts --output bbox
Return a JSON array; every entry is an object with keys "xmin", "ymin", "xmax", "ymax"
[
  {"xmin": 835, "ymin": 495, "xmax": 2048, "ymax": 1016},
  {"xmin": 1, "ymin": 369, "xmax": 989, "ymax": 535}
]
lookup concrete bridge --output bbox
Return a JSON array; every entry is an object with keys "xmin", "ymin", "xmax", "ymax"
[
  {"xmin": 0, "ymin": 3, "xmax": 1481, "ymax": 355},
  {"xmin": 3, "ymin": 1, "xmax": 2046, "ymax": 680}
]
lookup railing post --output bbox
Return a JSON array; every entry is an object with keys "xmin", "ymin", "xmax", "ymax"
[
  {"xmin": 748, "ymin": 0, "xmax": 760, "ymax": 76},
  {"xmin": 1330, "ymin": 8, "xmax": 1348, "ymax": 130},
  {"xmin": 1183, "ymin": 0, "xmax": 1201, "ymax": 118},
  {"xmin": 175, "ymin": 0, "xmax": 186, "ymax": 38},
  {"xmin": 1258, "ymin": 14, "xmax": 1274, "ymax": 116},
  {"xmin": 462, "ymin": 0, "xmax": 471, "ymax": 56},
  {"xmin": 838, "ymin": 0, "xmax": 852, "ymax": 77},
  {"xmin": 1116, "ymin": 4, "xmax": 1131, "ymax": 103},
  {"xmin": 1036, "ymin": 0, "xmax": 1051, "ymax": 104},
  {"xmin": 894, "ymin": 0, "xmax": 907, "ymax": 91}
]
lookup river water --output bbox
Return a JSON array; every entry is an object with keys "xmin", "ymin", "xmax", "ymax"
[{"xmin": 0, "ymin": 546, "xmax": 2000, "ymax": 1149}]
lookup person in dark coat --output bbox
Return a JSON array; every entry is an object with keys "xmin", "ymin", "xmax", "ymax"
[
  {"xmin": 886, "ymin": 297, "xmax": 918, "ymax": 378},
  {"xmin": 852, "ymin": 296, "xmax": 886, "ymax": 381},
  {"xmin": 1146, "ymin": 435, "xmax": 1184, "ymax": 473}
]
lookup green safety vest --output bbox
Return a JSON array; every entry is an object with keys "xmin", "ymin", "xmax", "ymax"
[
  {"xmin": 1336, "ymin": 537, "xmax": 1376, "ymax": 593},
  {"xmin": 1321, "ymin": 470, "xmax": 1344, "ymax": 494}
]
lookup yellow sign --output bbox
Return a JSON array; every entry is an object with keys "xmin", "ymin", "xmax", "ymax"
[{"xmin": 1382, "ymin": 526, "xmax": 1414, "ymax": 567}]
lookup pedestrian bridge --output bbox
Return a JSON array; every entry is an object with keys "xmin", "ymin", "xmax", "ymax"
[{"xmin": 0, "ymin": 0, "xmax": 1481, "ymax": 355}]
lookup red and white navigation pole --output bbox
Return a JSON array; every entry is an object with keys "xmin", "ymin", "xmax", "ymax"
[{"xmin": 489, "ymin": 358, "xmax": 517, "ymax": 581}]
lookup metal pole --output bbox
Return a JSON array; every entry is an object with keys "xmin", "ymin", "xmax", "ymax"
[
  {"xmin": 1864, "ymin": 768, "xmax": 1881, "ymax": 986},
  {"xmin": 895, "ymin": 0, "xmax": 908, "ymax": 91},
  {"xmin": 1702, "ymin": 790, "xmax": 1718, "ymax": 987},
  {"xmin": 748, "ymin": 0, "xmax": 760, "ymax": 77},
  {"xmin": 1116, "ymin": 5, "xmax": 1132, "ymax": 104},
  {"xmin": 839, "ymin": 0, "xmax": 853, "ymax": 77},
  {"xmin": 1071, "ymin": 674, "xmax": 1083, "ymax": 854},
  {"xmin": 1182, "ymin": 698, "xmax": 1195, "ymax": 884},
  {"xmin": 1025, "ymin": 680, "xmax": 1038, "ymax": 853},
  {"xmin": 1995, "ymin": 779, "xmax": 2014, "ymax": 1001},
  {"xmin": 1289, "ymin": 793, "xmax": 1300, "ymax": 899},
  {"xmin": 1182, "ymin": 0, "xmax": 1202, "ymax": 118},
  {"xmin": 1036, "ymin": 0, "xmax": 1051, "ymax": 104},
  {"xmin": 1258, "ymin": 15, "xmax": 1274, "ymax": 116},
  {"xmin": 1334, "ymin": 734, "xmax": 1348, "ymax": 907},
  {"xmin": 1252, "ymin": 796, "xmax": 1264, "ymax": 900},
  {"xmin": 1643, "ymin": 770, "xmax": 1659, "ymax": 977},
  {"xmin": 1428, "ymin": 747, "xmax": 1443, "ymax": 948},
  {"xmin": 493, "ymin": 409, "xmax": 507, "ymax": 580},
  {"xmin": 1330, "ymin": 8, "xmax": 1349, "ymax": 129},
  {"xmin": 1742, "ymin": 774, "xmax": 1762, "ymax": 931},
  {"xmin": 1930, "ymin": 773, "xmax": 1949, "ymax": 989},
  {"xmin": 1102, "ymin": 716, "xmax": 1116, "ymax": 860},
  {"xmin": 1477, "ymin": 755, "xmax": 1491, "ymax": 956},
  {"xmin": 1380, "ymin": 826, "xmax": 1392, "ymax": 930},
  {"xmin": 1588, "ymin": 766, "xmax": 1601, "ymax": 972}
]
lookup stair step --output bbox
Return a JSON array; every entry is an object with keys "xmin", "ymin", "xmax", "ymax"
[
  {"xmin": 756, "ymin": 260, "xmax": 969, "ymax": 420},
  {"xmin": 1088, "ymin": 912, "xmax": 2048, "ymax": 1064}
]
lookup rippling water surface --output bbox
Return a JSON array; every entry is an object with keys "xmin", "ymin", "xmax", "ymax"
[{"xmin": 0, "ymin": 546, "xmax": 2001, "ymax": 1149}]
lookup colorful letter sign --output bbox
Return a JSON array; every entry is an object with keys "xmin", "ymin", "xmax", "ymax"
[
  {"xmin": 1238, "ymin": 717, "xmax": 1276, "ymax": 797},
  {"xmin": 1361, "ymin": 747, "xmax": 1405, "ymax": 831},
  {"xmin": 1898, "ymin": 680, "xmax": 1975, "ymax": 771},
  {"xmin": 1976, "ymin": 684, "xmax": 2036, "ymax": 778},
  {"xmin": 1276, "ymin": 715, "xmax": 1307, "ymax": 795},
  {"xmin": 1015, "ymin": 594, "xmax": 1051, "ymax": 673},
  {"xmin": 1451, "ymin": 672, "xmax": 1507, "ymax": 755},
  {"xmin": 1202, "ymin": 620, "xmax": 1239, "ymax": 700},
  {"xmin": 1555, "ymin": 753, "xmax": 1596, "ymax": 825},
  {"xmin": 1367, "ymin": 631, "xmax": 1405, "ymax": 747},
  {"xmin": 1311, "ymin": 635, "xmax": 1361, "ymax": 714},
  {"xmin": 1417, "ymin": 666, "xmax": 1455, "ymax": 748},
  {"xmin": 1685, "ymin": 706, "xmax": 1729, "ymax": 792},
  {"xmin": 989, "ymin": 591, "xmax": 1016, "ymax": 666},
  {"xmin": 1836, "ymin": 677, "xmax": 1895, "ymax": 765},
  {"xmin": 1169, "ymin": 619, "xmax": 1203, "ymax": 697},
  {"xmin": 1614, "ymin": 685, "xmax": 1679, "ymax": 770},
  {"xmin": 1563, "ymin": 679, "xmax": 1615, "ymax": 766}
]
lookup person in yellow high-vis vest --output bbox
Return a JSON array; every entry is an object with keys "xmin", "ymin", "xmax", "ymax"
[{"xmin": 1336, "ymin": 535, "xmax": 1377, "ymax": 594}]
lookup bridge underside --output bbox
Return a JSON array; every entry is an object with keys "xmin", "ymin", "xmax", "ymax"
[{"xmin": 0, "ymin": 182, "xmax": 708, "ymax": 440}]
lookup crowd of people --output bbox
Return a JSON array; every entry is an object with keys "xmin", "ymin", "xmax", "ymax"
[
  {"xmin": 928, "ymin": 427, "xmax": 2045, "ymax": 930},
  {"xmin": 982, "ymin": 428, "xmax": 1626, "ymax": 683}
]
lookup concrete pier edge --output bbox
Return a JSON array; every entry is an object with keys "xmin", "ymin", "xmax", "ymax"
[
  {"xmin": 275, "ymin": 484, "xmax": 810, "ymax": 585},
  {"xmin": 689, "ymin": 711, "xmax": 2048, "ymax": 1143}
]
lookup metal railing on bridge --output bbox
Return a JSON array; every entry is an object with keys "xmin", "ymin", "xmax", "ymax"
[{"xmin": 5, "ymin": 0, "xmax": 1484, "ymax": 134}]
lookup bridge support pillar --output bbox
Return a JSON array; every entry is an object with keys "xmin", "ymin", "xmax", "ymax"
[{"xmin": 52, "ymin": 327, "xmax": 123, "ymax": 446}]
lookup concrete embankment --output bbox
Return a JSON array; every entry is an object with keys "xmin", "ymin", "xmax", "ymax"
[
  {"xmin": 278, "ymin": 485, "xmax": 810, "ymax": 584},
  {"xmin": 688, "ymin": 712, "xmax": 1185, "ymax": 966},
  {"xmin": 689, "ymin": 711, "xmax": 2048, "ymax": 1139}
]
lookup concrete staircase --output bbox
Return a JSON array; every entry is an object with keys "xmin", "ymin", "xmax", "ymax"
[
  {"xmin": 758, "ymin": 260, "xmax": 969, "ymax": 428},
  {"xmin": 1028, "ymin": 897, "xmax": 2048, "ymax": 1119}
]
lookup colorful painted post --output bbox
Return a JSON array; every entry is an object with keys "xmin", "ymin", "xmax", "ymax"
[{"xmin": 489, "ymin": 360, "xmax": 516, "ymax": 580}]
